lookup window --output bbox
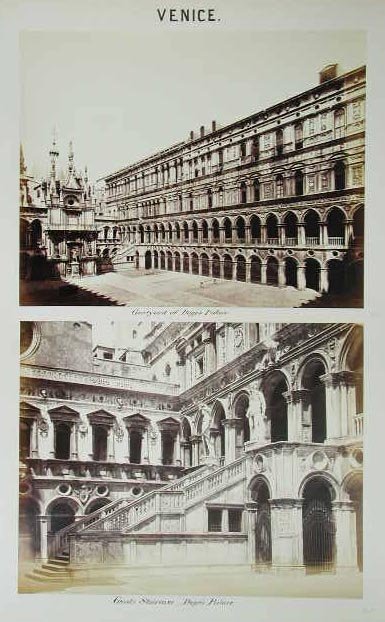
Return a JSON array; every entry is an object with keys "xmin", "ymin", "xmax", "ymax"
[
  {"xmin": 308, "ymin": 118, "xmax": 315, "ymax": 136},
  {"xmin": 103, "ymin": 352, "xmax": 113, "ymax": 360},
  {"xmin": 207, "ymin": 189, "xmax": 213, "ymax": 208},
  {"xmin": 276, "ymin": 175, "xmax": 284, "ymax": 198},
  {"xmin": 321, "ymin": 113, "xmax": 328, "ymax": 132},
  {"xmin": 240, "ymin": 182, "xmax": 247, "ymax": 204},
  {"xmin": 196, "ymin": 357, "xmax": 204, "ymax": 377},
  {"xmin": 294, "ymin": 123, "xmax": 303, "ymax": 150},
  {"xmin": 240, "ymin": 141, "xmax": 247, "ymax": 158},
  {"xmin": 295, "ymin": 170, "xmax": 304, "ymax": 196},
  {"xmin": 129, "ymin": 430, "xmax": 142, "ymax": 464},
  {"xmin": 55, "ymin": 422, "xmax": 71, "ymax": 460},
  {"xmin": 334, "ymin": 108, "xmax": 345, "ymax": 139},
  {"xmin": 253, "ymin": 179, "xmax": 260, "ymax": 202},
  {"xmin": 352, "ymin": 101, "xmax": 361, "ymax": 120},
  {"xmin": 228, "ymin": 509, "xmax": 243, "ymax": 532},
  {"xmin": 208, "ymin": 508, "xmax": 222, "ymax": 532},
  {"xmin": 251, "ymin": 137, "xmax": 259, "ymax": 161},
  {"xmin": 276, "ymin": 129, "xmax": 283, "ymax": 156},
  {"xmin": 334, "ymin": 161, "xmax": 346, "ymax": 190}
]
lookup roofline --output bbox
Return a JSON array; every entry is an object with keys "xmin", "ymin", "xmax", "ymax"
[{"xmin": 99, "ymin": 64, "xmax": 366, "ymax": 183}]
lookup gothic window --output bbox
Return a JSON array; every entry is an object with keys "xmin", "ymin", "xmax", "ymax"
[
  {"xmin": 276, "ymin": 174, "xmax": 284, "ymax": 198},
  {"xmin": 253, "ymin": 179, "xmax": 260, "ymax": 202},
  {"xmin": 295, "ymin": 170, "xmax": 304, "ymax": 196}
]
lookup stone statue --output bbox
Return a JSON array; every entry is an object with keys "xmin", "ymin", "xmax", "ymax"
[
  {"xmin": 247, "ymin": 383, "xmax": 267, "ymax": 442},
  {"xmin": 198, "ymin": 403, "xmax": 216, "ymax": 461}
]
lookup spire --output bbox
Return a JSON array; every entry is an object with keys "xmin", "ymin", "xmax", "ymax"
[
  {"xmin": 68, "ymin": 140, "xmax": 74, "ymax": 175},
  {"xmin": 20, "ymin": 144, "xmax": 27, "ymax": 176},
  {"xmin": 49, "ymin": 128, "xmax": 59, "ymax": 181}
]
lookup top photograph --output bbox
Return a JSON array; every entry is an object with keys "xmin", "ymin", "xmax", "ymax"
[{"xmin": 19, "ymin": 31, "xmax": 365, "ymax": 307}]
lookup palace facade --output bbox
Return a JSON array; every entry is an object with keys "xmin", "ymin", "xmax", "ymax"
[
  {"xmin": 19, "ymin": 320, "xmax": 363, "ymax": 587},
  {"xmin": 98, "ymin": 63, "xmax": 365, "ymax": 299}
]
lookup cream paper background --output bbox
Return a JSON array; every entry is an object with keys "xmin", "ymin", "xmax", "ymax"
[{"xmin": 0, "ymin": 0, "xmax": 384, "ymax": 619}]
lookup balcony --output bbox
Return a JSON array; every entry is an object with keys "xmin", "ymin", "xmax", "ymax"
[
  {"xmin": 267, "ymin": 238, "xmax": 279, "ymax": 245},
  {"xmin": 25, "ymin": 458, "xmax": 184, "ymax": 482},
  {"xmin": 328, "ymin": 237, "xmax": 345, "ymax": 246},
  {"xmin": 47, "ymin": 223, "xmax": 98, "ymax": 231},
  {"xmin": 285, "ymin": 237, "xmax": 297, "ymax": 246},
  {"xmin": 305, "ymin": 237, "xmax": 320, "ymax": 246}
]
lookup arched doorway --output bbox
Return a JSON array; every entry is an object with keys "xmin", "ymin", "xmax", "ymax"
[
  {"xmin": 153, "ymin": 250, "xmax": 159, "ymax": 269},
  {"xmin": 327, "ymin": 259, "xmax": 345, "ymax": 294},
  {"xmin": 305, "ymin": 258, "xmax": 320, "ymax": 291},
  {"xmin": 344, "ymin": 474, "xmax": 363, "ymax": 572},
  {"xmin": 266, "ymin": 214, "xmax": 278, "ymax": 242},
  {"xmin": 264, "ymin": 372, "xmax": 288, "ymax": 442},
  {"xmin": 174, "ymin": 252, "xmax": 181, "ymax": 272},
  {"xmin": 236, "ymin": 217, "xmax": 245, "ymax": 242},
  {"xmin": 144, "ymin": 250, "xmax": 152, "ymax": 269},
  {"xmin": 212, "ymin": 254, "xmax": 220, "ymax": 278},
  {"xmin": 302, "ymin": 359, "xmax": 327, "ymax": 443},
  {"xmin": 180, "ymin": 418, "xmax": 192, "ymax": 468},
  {"xmin": 223, "ymin": 218, "xmax": 232, "ymax": 241},
  {"xmin": 250, "ymin": 215, "xmax": 261, "ymax": 242},
  {"xmin": 49, "ymin": 500, "xmax": 76, "ymax": 534},
  {"xmin": 284, "ymin": 212, "xmax": 298, "ymax": 245},
  {"xmin": 284, "ymin": 257, "xmax": 298, "ymax": 287},
  {"xmin": 234, "ymin": 393, "xmax": 250, "ymax": 455},
  {"xmin": 251, "ymin": 480, "xmax": 272, "ymax": 565},
  {"xmin": 211, "ymin": 402, "xmax": 226, "ymax": 462},
  {"xmin": 167, "ymin": 251, "xmax": 172, "ymax": 271},
  {"xmin": 304, "ymin": 210, "xmax": 320, "ymax": 244},
  {"xmin": 266, "ymin": 256, "xmax": 279, "ymax": 285},
  {"xmin": 236, "ymin": 255, "xmax": 246, "ymax": 282},
  {"xmin": 191, "ymin": 253, "xmax": 199, "ymax": 274},
  {"xmin": 302, "ymin": 478, "xmax": 335, "ymax": 571},
  {"xmin": 212, "ymin": 219, "xmax": 220, "ymax": 242},
  {"xmin": 30, "ymin": 220, "xmax": 42, "ymax": 248},
  {"xmin": 202, "ymin": 220, "xmax": 209, "ymax": 241},
  {"xmin": 223, "ymin": 254, "xmax": 233, "ymax": 280},
  {"xmin": 201, "ymin": 253, "xmax": 209, "ymax": 276},
  {"xmin": 352, "ymin": 207, "xmax": 364, "ymax": 243},
  {"xmin": 250, "ymin": 256, "xmax": 262, "ymax": 283},
  {"xmin": 192, "ymin": 221, "xmax": 198, "ymax": 242},
  {"xmin": 160, "ymin": 251, "xmax": 165, "ymax": 270},
  {"xmin": 183, "ymin": 253, "xmax": 189, "ymax": 273},
  {"xmin": 327, "ymin": 207, "xmax": 345, "ymax": 243}
]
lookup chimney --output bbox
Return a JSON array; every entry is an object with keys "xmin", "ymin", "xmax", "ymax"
[
  {"xmin": 211, "ymin": 120, "xmax": 216, "ymax": 132},
  {"xmin": 200, "ymin": 125, "xmax": 205, "ymax": 138},
  {"xmin": 190, "ymin": 130, "xmax": 194, "ymax": 140},
  {"xmin": 319, "ymin": 64, "xmax": 339, "ymax": 84}
]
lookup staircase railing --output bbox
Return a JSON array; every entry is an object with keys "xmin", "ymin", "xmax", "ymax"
[
  {"xmin": 48, "ymin": 465, "xmax": 208, "ymax": 558},
  {"xmin": 100, "ymin": 455, "xmax": 247, "ymax": 534}
]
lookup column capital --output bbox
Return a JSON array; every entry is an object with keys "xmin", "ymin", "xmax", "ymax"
[
  {"xmin": 320, "ymin": 371, "xmax": 359, "ymax": 388},
  {"xmin": 283, "ymin": 389, "xmax": 310, "ymax": 405},
  {"xmin": 222, "ymin": 417, "xmax": 244, "ymax": 429},
  {"xmin": 244, "ymin": 501, "xmax": 258, "ymax": 512},
  {"xmin": 270, "ymin": 498, "xmax": 303, "ymax": 510}
]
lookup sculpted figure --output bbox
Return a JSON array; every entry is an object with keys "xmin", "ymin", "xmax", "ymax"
[
  {"xmin": 247, "ymin": 383, "xmax": 267, "ymax": 442},
  {"xmin": 198, "ymin": 403, "xmax": 216, "ymax": 460}
]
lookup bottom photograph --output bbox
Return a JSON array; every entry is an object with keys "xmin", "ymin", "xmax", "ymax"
[{"xmin": 19, "ymin": 320, "xmax": 363, "ymax": 598}]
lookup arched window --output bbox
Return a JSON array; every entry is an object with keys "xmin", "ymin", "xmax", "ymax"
[
  {"xmin": 251, "ymin": 136, "xmax": 259, "ymax": 161},
  {"xmin": 334, "ymin": 108, "xmax": 346, "ymax": 139},
  {"xmin": 207, "ymin": 188, "xmax": 213, "ymax": 209},
  {"xmin": 240, "ymin": 141, "xmax": 247, "ymax": 158}
]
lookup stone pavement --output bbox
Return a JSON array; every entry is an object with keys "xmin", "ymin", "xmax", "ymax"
[
  {"xmin": 19, "ymin": 563, "xmax": 362, "ymax": 598},
  {"xmin": 64, "ymin": 269, "xmax": 319, "ymax": 307}
]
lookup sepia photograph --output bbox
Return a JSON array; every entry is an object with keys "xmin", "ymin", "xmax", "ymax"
[
  {"xmin": 19, "ymin": 30, "xmax": 365, "ymax": 308},
  {"xmin": 19, "ymin": 320, "xmax": 363, "ymax": 597}
]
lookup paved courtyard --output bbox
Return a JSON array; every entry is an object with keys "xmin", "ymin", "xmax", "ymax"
[
  {"xmin": 62, "ymin": 268, "xmax": 319, "ymax": 307},
  {"xmin": 19, "ymin": 563, "xmax": 362, "ymax": 599}
]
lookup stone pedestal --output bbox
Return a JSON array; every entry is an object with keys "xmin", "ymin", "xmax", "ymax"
[{"xmin": 270, "ymin": 499, "xmax": 304, "ymax": 571}]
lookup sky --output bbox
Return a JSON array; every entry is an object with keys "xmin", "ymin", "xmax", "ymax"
[{"xmin": 20, "ymin": 30, "xmax": 366, "ymax": 182}]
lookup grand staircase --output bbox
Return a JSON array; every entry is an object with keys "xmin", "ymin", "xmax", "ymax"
[
  {"xmin": 50, "ymin": 456, "xmax": 247, "ymax": 564},
  {"xmin": 111, "ymin": 239, "xmax": 136, "ymax": 270}
]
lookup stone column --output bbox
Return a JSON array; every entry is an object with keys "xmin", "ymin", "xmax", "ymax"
[
  {"xmin": 245, "ymin": 261, "xmax": 251, "ymax": 282},
  {"xmin": 219, "ymin": 259, "xmax": 225, "ymax": 280},
  {"xmin": 261, "ymin": 262, "xmax": 267, "ymax": 284},
  {"xmin": 222, "ymin": 418, "xmax": 243, "ymax": 463},
  {"xmin": 345, "ymin": 220, "xmax": 354, "ymax": 246},
  {"xmin": 270, "ymin": 499, "xmax": 304, "ymax": 572},
  {"xmin": 191, "ymin": 436, "xmax": 201, "ymax": 466},
  {"xmin": 70, "ymin": 422, "xmax": 78, "ymax": 460},
  {"xmin": 107, "ymin": 426, "xmax": 115, "ymax": 461},
  {"xmin": 172, "ymin": 255, "xmax": 176, "ymax": 271},
  {"xmin": 321, "ymin": 371, "xmax": 358, "ymax": 440},
  {"xmin": 198, "ymin": 226, "xmax": 203, "ymax": 244},
  {"xmin": 298, "ymin": 224, "xmax": 306, "ymax": 246},
  {"xmin": 297, "ymin": 265, "xmax": 306, "ymax": 290},
  {"xmin": 278, "ymin": 224, "xmax": 285, "ymax": 246},
  {"xmin": 333, "ymin": 500, "xmax": 358, "ymax": 572},
  {"xmin": 320, "ymin": 223, "xmax": 328, "ymax": 245},
  {"xmin": 38, "ymin": 516, "xmax": 49, "ymax": 562},
  {"xmin": 219, "ymin": 227, "xmax": 225, "ymax": 244},
  {"xmin": 320, "ymin": 268, "xmax": 329, "ymax": 293},
  {"xmin": 222, "ymin": 508, "xmax": 229, "ymax": 532},
  {"xmin": 278, "ymin": 262, "xmax": 286, "ymax": 287},
  {"xmin": 245, "ymin": 225, "xmax": 251, "ymax": 245},
  {"xmin": 260, "ymin": 225, "xmax": 267, "ymax": 244},
  {"xmin": 245, "ymin": 502, "xmax": 258, "ymax": 565},
  {"xmin": 231, "ymin": 260, "xmax": 236, "ymax": 281},
  {"xmin": 283, "ymin": 389, "xmax": 311, "ymax": 442},
  {"xmin": 31, "ymin": 419, "xmax": 39, "ymax": 458},
  {"xmin": 180, "ymin": 441, "xmax": 191, "ymax": 468}
]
